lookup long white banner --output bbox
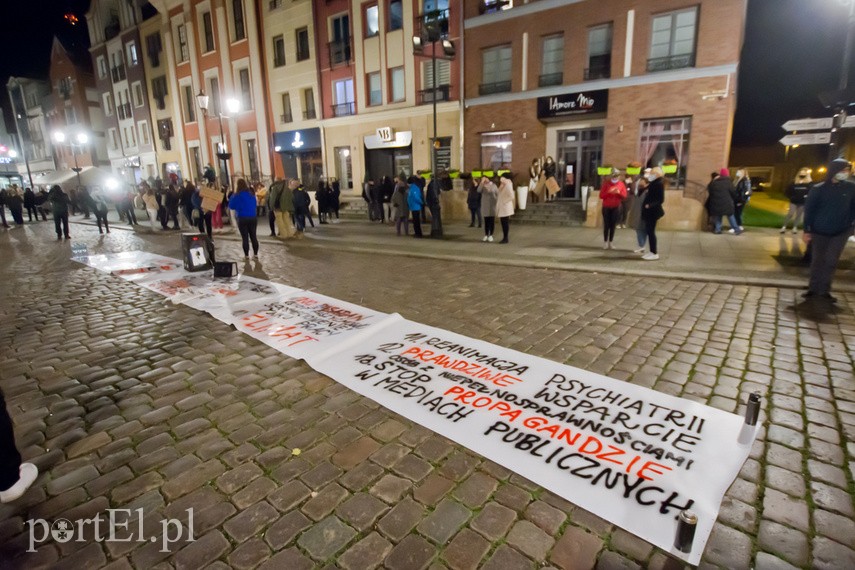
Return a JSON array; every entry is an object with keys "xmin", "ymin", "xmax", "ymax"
[{"xmin": 78, "ymin": 251, "xmax": 756, "ymax": 565}]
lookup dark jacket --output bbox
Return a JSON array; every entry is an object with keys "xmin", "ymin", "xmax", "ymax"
[
  {"xmin": 293, "ymin": 188, "xmax": 310, "ymax": 213},
  {"xmin": 734, "ymin": 177, "xmax": 751, "ymax": 206},
  {"xmin": 165, "ymin": 187, "xmax": 180, "ymax": 211},
  {"xmin": 24, "ymin": 189, "xmax": 35, "ymax": 208},
  {"xmin": 467, "ymin": 183, "xmax": 482, "ymax": 209},
  {"xmin": 316, "ymin": 185, "xmax": 330, "ymax": 212},
  {"xmin": 641, "ymin": 178, "xmax": 665, "ymax": 221},
  {"xmin": 6, "ymin": 192, "xmax": 23, "ymax": 211},
  {"xmin": 804, "ymin": 180, "xmax": 855, "ymax": 236},
  {"xmin": 49, "ymin": 187, "xmax": 70, "ymax": 216},
  {"xmin": 330, "ymin": 182, "xmax": 340, "ymax": 209},
  {"xmin": 786, "ymin": 182, "xmax": 811, "ymax": 205},
  {"xmin": 426, "ymin": 179, "xmax": 441, "ymax": 209},
  {"xmin": 706, "ymin": 177, "xmax": 736, "ymax": 216},
  {"xmin": 391, "ymin": 186, "xmax": 409, "ymax": 217}
]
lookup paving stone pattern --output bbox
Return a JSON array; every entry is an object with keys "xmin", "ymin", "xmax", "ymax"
[{"xmin": 0, "ymin": 221, "xmax": 853, "ymax": 569}]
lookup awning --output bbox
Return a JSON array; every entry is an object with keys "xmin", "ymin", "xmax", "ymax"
[{"xmin": 32, "ymin": 166, "xmax": 115, "ymax": 189}]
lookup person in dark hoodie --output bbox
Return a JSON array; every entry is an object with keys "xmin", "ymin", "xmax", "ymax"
[
  {"xmin": 782, "ymin": 168, "xmax": 812, "ymax": 234},
  {"xmin": 706, "ymin": 168, "xmax": 741, "ymax": 234},
  {"xmin": 803, "ymin": 158, "xmax": 855, "ymax": 302},
  {"xmin": 48, "ymin": 185, "xmax": 71, "ymax": 240},
  {"xmin": 23, "ymin": 187, "xmax": 37, "ymax": 222}
]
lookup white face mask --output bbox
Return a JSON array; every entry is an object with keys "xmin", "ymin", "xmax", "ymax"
[
  {"xmin": 646, "ymin": 174, "xmax": 656, "ymax": 181},
  {"xmin": 834, "ymin": 171, "xmax": 850, "ymax": 181},
  {"xmin": 610, "ymin": 177, "xmax": 619, "ymax": 183}
]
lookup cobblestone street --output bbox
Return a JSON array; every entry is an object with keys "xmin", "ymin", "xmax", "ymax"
[{"xmin": 0, "ymin": 219, "xmax": 854, "ymax": 569}]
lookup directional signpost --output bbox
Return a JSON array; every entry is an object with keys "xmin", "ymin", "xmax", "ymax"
[
  {"xmin": 782, "ymin": 118, "xmax": 833, "ymax": 131},
  {"xmin": 779, "ymin": 132, "xmax": 832, "ymax": 146}
]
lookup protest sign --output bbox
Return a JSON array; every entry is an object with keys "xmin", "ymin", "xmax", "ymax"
[{"xmin": 76, "ymin": 252, "xmax": 756, "ymax": 564}]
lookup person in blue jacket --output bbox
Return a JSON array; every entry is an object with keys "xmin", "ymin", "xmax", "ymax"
[
  {"xmin": 407, "ymin": 176, "xmax": 424, "ymax": 238},
  {"xmin": 228, "ymin": 178, "xmax": 260, "ymax": 258},
  {"xmin": 803, "ymin": 158, "xmax": 855, "ymax": 301}
]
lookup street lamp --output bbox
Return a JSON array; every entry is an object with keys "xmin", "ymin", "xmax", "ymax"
[
  {"xmin": 197, "ymin": 89, "xmax": 241, "ymax": 188},
  {"xmin": 53, "ymin": 130, "xmax": 90, "ymax": 190},
  {"xmin": 413, "ymin": 8, "xmax": 456, "ymax": 238}
]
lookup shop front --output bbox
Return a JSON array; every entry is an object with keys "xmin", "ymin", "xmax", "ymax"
[
  {"xmin": 273, "ymin": 127, "xmax": 323, "ymax": 190},
  {"xmin": 538, "ymin": 89, "xmax": 608, "ymax": 201},
  {"xmin": 363, "ymin": 129, "xmax": 413, "ymax": 182}
]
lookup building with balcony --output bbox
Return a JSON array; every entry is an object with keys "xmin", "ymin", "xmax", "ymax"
[
  {"xmin": 42, "ymin": 37, "xmax": 109, "ymax": 178},
  {"xmin": 5, "ymin": 77, "xmax": 57, "ymax": 182},
  {"xmin": 87, "ymin": 0, "xmax": 160, "ymax": 186},
  {"xmin": 140, "ymin": 12, "xmax": 190, "ymax": 183},
  {"xmin": 463, "ymin": 0, "xmax": 746, "ymax": 228},
  {"xmin": 262, "ymin": 0, "xmax": 323, "ymax": 187},
  {"xmin": 151, "ymin": 0, "xmax": 272, "ymax": 187},
  {"xmin": 315, "ymin": 0, "xmax": 462, "ymax": 193}
]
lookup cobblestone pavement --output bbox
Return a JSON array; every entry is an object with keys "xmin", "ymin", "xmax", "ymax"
[{"xmin": 0, "ymin": 219, "xmax": 853, "ymax": 569}]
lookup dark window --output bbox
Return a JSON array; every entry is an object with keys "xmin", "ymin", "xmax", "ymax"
[
  {"xmin": 157, "ymin": 118, "xmax": 173, "ymax": 151},
  {"xmin": 273, "ymin": 35, "xmax": 286, "ymax": 67},
  {"xmin": 239, "ymin": 69, "xmax": 252, "ymax": 110},
  {"xmin": 389, "ymin": 0, "xmax": 403, "ymax": 31},
  {"xmin": 233, "ymin": 0, "xmax": 246, "ymax": 41},
  {"xmin": 303, "ymin": 88, "xmax": 316, "ymax": 119},
  {"xmin": 183, "ymin": 85, "xmax": 196, "ymax": 122},
  {"xmin": 246, "ymin": 139, "xmax": 259, "ymax": 180},
  {"xmin": 151, "ymin": 76, "xmax": 168, "ymax": 110},
  {"xmin": 146, "ymin": 33, "xmax": 162, "ymax": 67},
  {"xmin": 281, "ymin": 93, "xmax": 292, "ymax": 123},
  {"xmin": 296, "ymin": 28, "xmax": 310, "ymax": 61},
  {"xmin": 586, "ymin": 24, "xmax": 612, "ymax": 80},
  {"xmin": 209, "ymin": 77, "xmax": 221, "ymax": 115},
  {"xmin": 202, "ymin": 12, "xmax": 214, "ymax": 52}
]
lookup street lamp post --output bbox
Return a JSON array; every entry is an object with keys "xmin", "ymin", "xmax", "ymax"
[
  {"xmin": 413, "ymin": 9, "xmax": 456, "ymax": 239},
  {"xmin": 196, "ymin": 90, "xmax": 241, "ymax": 189},
  {"xmin": 52, "ymin": 130, "xmax": 89, "ymax": 190}
]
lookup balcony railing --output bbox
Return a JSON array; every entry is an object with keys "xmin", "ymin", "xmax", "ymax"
[
  {"xmin": 416, "ymin": 9, "xmax": 449, "ymax": 41},
  {"xmin": 479, "ymin": 81, "xmax": 511, "ymax": 96},
  {"xmin": 584, "ymin": 62, "xmax": 611, "ymax": 80},
  {"xmin": 328, "ymin": 39, "xmax": 352, "ymax": 67},
  {"xmin": 332, "ymin": 102, "xmax": 355, "ymax": 117},
  {"xmin": 303, "ymin": 109, "xmax": 316, "ymax": 120},
  {"xmin": 281, "ymin": 113, "xmax": 292, "ymax": 123},
  {"xmin": 538, "ymin": 72, "xmax": 563, "ymax": 87},
  {"xmin": 111, "ymin": 65, "xmax": 126, "ymax": 82},
  {"xmin": 418, "ymin": 84, "xmax": 450, "ymax": 104},
  {"xmin": 647, "ymin": 53, "xmax": 695, "ymax": 72}
]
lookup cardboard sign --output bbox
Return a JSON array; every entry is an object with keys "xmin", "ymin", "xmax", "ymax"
[{"xmin": 77, "ymin": 251, "xmax": 756, "ymax": 564}]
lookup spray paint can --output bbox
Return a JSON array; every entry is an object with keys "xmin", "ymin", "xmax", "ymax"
[
  {"xmin": 674, "ymin": 510, "xmax": 697, "ymax": 553},
  {"xmin": 745, "ymin": 392, "xmax": 761, "ymax": 426}
]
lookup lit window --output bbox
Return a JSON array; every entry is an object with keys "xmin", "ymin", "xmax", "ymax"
[
  {"xmin": 481, "ymin": 131, "xmax": 512, "ymax": 170},
  {"xmin": 390, "ymin": 67, "xmax": 405, "ymax": 102},
  {"xmin": 368, "ymin": 72, "xmax": 382, "ymax": 106},
  {"xmin": 365, "ymin": 5, "xmax": 379, "ymax": 38}
]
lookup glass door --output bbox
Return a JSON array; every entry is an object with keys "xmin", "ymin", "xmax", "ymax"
[{"xmin": 556, "ymin": 128, "xmax": 603, "ymax": 200}]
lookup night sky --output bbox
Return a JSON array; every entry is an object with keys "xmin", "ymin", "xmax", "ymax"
[{"xmin": 1, "ymin": 0, "xmax": 853, "ymax": 149}]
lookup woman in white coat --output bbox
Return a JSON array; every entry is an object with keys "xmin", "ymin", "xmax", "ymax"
[{"xmin": 496, "ymin": 173, "xmax": 515, "ymax": 243}]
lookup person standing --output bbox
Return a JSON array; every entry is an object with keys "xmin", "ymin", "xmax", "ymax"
[
  {"xmin": 293, "ymin": 182, "xmax": 311, "ymax": 233},
  {"xmin": 479, "ymin": 176, "xmax": 498, "ymax": 242},
  {"xmin": 330, "ymin": 178, "xmax": 341, "ymax": 222},
  {"xmin": 142, "ymin": 187, "xmax": 159, "ymax": 231},
  {"xmin": 0, "ymin": 388, "xmax": 39, "ymax": 504},
  {"xmin": 84, "ymin": 187, "xmax": 111, "ymax": 234},
  {"xmin": 382, "ymin": 176, "xmax": 394, "ymax": 223},
  {"xmin": 23, "ymin": 187, "xmax": 37, "ymax": 222},
  {"xmin": 467, "ymin": 176, "xmax": 482, "ymax": 228},
  {"xmin": 180, "ymin": 181, "xmax": 196, "ymax": 228},
  {"xmin": 6, "ymin": 186, "xmax": 25, "ymax": 226},
  {"xmin": 426, "ymin": 176, "xmax": 442, "ymax": 238},
  {"xmin": 317, "ymin": 181, "xmax": 330, "ymax": 225},
  {"xmin": 407, "ymin": 176, "xmax": 424, "ymax": 238},
  {"xmin": 733, "ymin": 168, "xmax": 752, "ymax": 232},
  {"xmin": 627, "ymin": 175, "xmax": 649, "ymax": 254},
  {"xmin": 496, "ymin": 173, "xmax": 515, "ymax": 244},
  {"xmin": 229, "ymin": 178, "xmax": 260, "ymax": 259},
  {"xmin": 164, "ymin": 184, "xmax": 181, "ymax": 230},
  {"xmin": 641, "ymin": 167, "xmax": 665, "ymax": 261},
  {"xmin": 803, "ymin": 158, "xmax": 855, "ymax": 301},
  {"xmin": 267, "ymin": 178, "xmax": 284, "ymax": 236},
  {"xmin": 0, "ymin": 188, "xmax": 8, "ymax": 228},
  {"xmin": 48, "ymin": 185, "xmax": 71, "ymax": 240},
  {"xmin": 707, "ymin": 169, "xmax": 741, "ymax": 234},
  {"xmin": 599, "ymin": 168, "xmax": 627, "ymax": 249},
  {"xmin": 276, "ymin": 180, "xmax": 298, "ymax": 238},
  {"xmin": 191, "ymin": 186, "xmax": 212, "ymax": 238},
  {"xmin": 391, "ymin": 175, "xmax": 410, "ymax": 236},
  {"xmin": 782, "ymin": 168, "xmax": 811, "ymax": 234}
]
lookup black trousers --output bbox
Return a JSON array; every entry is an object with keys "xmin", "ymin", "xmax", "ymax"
[
  {"xmin": 26, "ymin": 206, "xmax": 38, "ymax": 221},
  {"xmin": 124, "ymin": 205, "xmax": 138, "ymax": 225},
  {"xmin": 469, "ymin": 207, "xmax": 482, "ymax": 227},
  {"xmin": 484, "ymin": 216, "xmax": 495, "ymax": 236},
  {"xmin": 10, "ymin": 207, "xmax": 24, "ymax": 225},
  {"xmin": 54, "ymin": 213, "xmax": 70, "ymax": 237},
  {"xmin": 500, "ymin": 216, "xmax": 510, "ymax": 242},
  {"xmin": 95, "ymin": 210, "xmax": 109, "ymax": 233},
  {"xmin": 412, "ymin": 211, "xmax": 423, "ymax": 237},
  {"xmin": 643, "ymin": 215, "xmax": 659, "ymax": 254},
  {"xmin": 197, "ymin": 210, "xmax": 213, "ymax": 238},
  {"xmin": 164, "ymin": 208, "xmax": 180, "ymax": 229},
  {"xmin": 808, "ymin": 232, "xmax": 850, "ymax": 295},
  {"xmin": 237, "ymin": 217, "xmax": 259, "ymax": 256},
  {"xmin": 268, "ymin": 210, "xmax": 277, "ymax": 236},
  {"xmin": 0, "ymin": 207, "xmax": 7, "ymax": 227},
  {"xmin": 0, "ymin": 389, "xmax": 22, "ymax": 491},
  {"xmin": 602, "ymin": 206, "xmax": 620, "ymax": 242}
]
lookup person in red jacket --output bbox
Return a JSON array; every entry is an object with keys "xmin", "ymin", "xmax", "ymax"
[{"xmin": 600, "ymin": 168, "xmax": 627, "ymax": 249}]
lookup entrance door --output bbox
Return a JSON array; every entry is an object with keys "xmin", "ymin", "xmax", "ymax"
[
  {"xmin": 365, "ymin": 146, "xmax": 412, "ymax": 182},
  {"xmin": 298, "ymin": 151, "xmax": 323, "ymax": 191},
  {"xmin": 556, "ymin": 128, "xmax": 603, "ymax": 199}
]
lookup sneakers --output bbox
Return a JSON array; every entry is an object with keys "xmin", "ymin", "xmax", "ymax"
[
  {"xmin": 608, "ymin": 242, "xmax": 614, "ymax": 249},
  {"xmin": 780, "ymin": 227, "xmax": 787, "ymax": 234},
  {"xmin": 728, "ymin": 228, "xmax": 735, "ymax": 234},
  {"xmin": 642, "ymin": 253, "xmax": 660, "ymax": 261},
  {"xmin": 603, "ymin": 242, "xmax": 610, "ymax": 250},
  {"xmin": 482, "ymin": 236, "xmax": 489, "ymax": 242},
  {"xmin": 487, "ymin": 235, "xmax": 494, "ymax": 242},
  {"xmin": 792, "ymin": 228, "xmax": 798, "ymax": 234},
  {"xmin": 0, "ymin": 463, "xmax": 38, "ymax": 503},
  {"xmin": 633, "ymin": 247, "xmax": 646, "ymax": 254}
]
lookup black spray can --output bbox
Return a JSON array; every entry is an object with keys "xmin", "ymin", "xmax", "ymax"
[
  {"xmin": 745, "ymin": 392, "xmax": 761, "ymax": 426},
  {"xmin": 674, "ymin": 510, "xmax": 697, "ymax": 553}
]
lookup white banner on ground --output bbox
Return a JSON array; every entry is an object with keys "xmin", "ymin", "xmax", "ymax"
[{"xmin": 77, "ymin": 252, "xmax": 756, "ymax": 564}]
